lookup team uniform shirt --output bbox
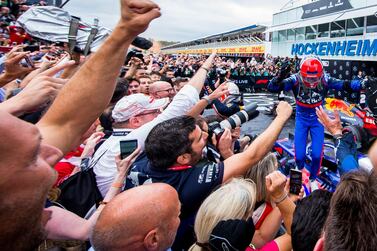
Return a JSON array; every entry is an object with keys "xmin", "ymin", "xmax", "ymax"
[
  {"xmin": 268, "ymin": 73, "xmax": 363, "ymax": 113},
  {"xmin": 124, "ymin": 154, "xmax": 224, "ymax": 250},
  {"xmin": 93, "ymin": 84, "xmax": 199, "ymax": 197},
  {"xmin": 268, "ymin": 73, "xmax": 363, "ymax": 179},
  {"xmin": 125, "ymin": 153, "xmax": 224, "ymax": 219}
]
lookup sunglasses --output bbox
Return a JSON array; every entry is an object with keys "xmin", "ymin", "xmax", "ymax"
[{"xmin": 135, "ymin": 109, "xmax": 161, "ymax": 117}]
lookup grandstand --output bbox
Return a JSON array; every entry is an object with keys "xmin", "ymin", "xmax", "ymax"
[{"xmin": 161, "ymin": 24, "xmax": 270, "ymax": 57}]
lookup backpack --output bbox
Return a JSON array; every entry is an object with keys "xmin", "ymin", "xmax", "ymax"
[{"xmin": 56, "ymin": 151, "xmax": 106, "ymax": 218}]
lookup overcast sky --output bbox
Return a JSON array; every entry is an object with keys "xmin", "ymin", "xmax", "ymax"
[{"xmin": 64, "ymin": 0, "xmax": 289, "ymax": 42}]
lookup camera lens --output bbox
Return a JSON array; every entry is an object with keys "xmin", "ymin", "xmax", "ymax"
[{"xmin": 220, "ymin": 102, "xmax": 259, "ymax": 129}]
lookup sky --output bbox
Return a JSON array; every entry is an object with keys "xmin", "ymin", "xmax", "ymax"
[{"xmin": 64, "ymin": 0, "xmax": 289, "ymax": 42}]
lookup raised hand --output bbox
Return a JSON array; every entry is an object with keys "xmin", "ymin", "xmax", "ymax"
[
  {"xmin": 315, "ymin": 106, "xmax": 343, "ymax": 136},
  {"xmin": 217, "ymin": 128, "xmax": 234, "ymax": 159},
  {"xmin": 275, "ymin": 101, "xmax": 293, "ymax": 121},
  {"xmin": 81, "ymin": 132, "xmax": 105, "ymax": 158},
  {"xmin": 119, "ymin": 0, "xmax": 161, "ymax": 36},
  {"xmin": 265, "ymin": 171, "xmax": 287, "ymax": 202},
  {"xmin": 115, "ymin": 147, "xmax": 142, "ymax": 175},
  {"xmin": 4, "ymin": 45, "xmax": 35, "ymax": 78},
  {"xmin": 208, "ymin": 82, "xmax": 229, "ymax": 101},
  {"xmin": 6, "ymin": 61, "xmax": 75, "ymax": 114}
]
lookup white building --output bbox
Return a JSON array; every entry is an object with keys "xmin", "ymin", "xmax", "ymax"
[{"xmin": 267, "ymin": 0, "xmax": 377, "ymax": 77}]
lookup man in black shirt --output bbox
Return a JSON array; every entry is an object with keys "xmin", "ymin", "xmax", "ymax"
[{"xmin": 125, "ymin": 101, "xmax": 292, "ymax": 249}]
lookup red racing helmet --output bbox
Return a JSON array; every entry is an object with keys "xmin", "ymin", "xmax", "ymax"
[{"xmin": 299, "ymin": 56, "xmax": 324, "ymax": 88}]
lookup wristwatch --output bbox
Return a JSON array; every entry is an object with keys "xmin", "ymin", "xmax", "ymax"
[{"xmin": 201, "ymin": 96, "xmax": 213, "ymax": 105}]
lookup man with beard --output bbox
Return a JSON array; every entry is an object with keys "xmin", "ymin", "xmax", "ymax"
[
  {"xmin": 125, "ymin": 101, "xmax": 292, "ymax": 249},
  {"xmin": 0, "ymin": 0, "xmax": 161, "ymax": 249}
]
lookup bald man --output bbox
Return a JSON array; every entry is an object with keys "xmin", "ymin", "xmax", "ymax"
[
  {"xmin": 149, "ymin": 81, "xmax": 176, "ymax": 101},
  {"xmin": 91, "ymin": 183, "xmax": 181, "ymax": 251}
]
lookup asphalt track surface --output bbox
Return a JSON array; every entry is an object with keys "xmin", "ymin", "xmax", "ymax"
[{"xmin": 204, "ymin": 92, "xmax": 296, "ymax": 139}]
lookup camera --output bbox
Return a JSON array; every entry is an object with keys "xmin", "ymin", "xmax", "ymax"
[
  {"xmin": 208, "ymin": 102, "xmax": 259, "ymax": 141},
  {"xmin": 131, "ymin": 36, "xmax": 153, "ymax": 50},
  {"xmin": 124, "ymin": 48, "xmax": 144, "ymax": 65},
  {"xmin": 217, "ymin": 68, "xmax": 227, "ymax": 83}
]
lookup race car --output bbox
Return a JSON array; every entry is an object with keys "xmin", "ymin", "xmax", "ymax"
[
  {"xmin": 323, "ymin": 97, "xmax": 377, "ymax": 150},
  {"xmin": 273, "ymin": 132, "xmax": 371, "ymax": 193}
]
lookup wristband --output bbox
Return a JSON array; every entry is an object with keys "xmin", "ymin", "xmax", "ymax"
[
  {"xmin": 112, "ymin": 182, "xmax": 124, "ymax": 189},
  {"xmin": 200, "ymin": 66, "xmax": 209, "ymax": 72},
  {"xmin": 274, "ymin": 193, "xmax": 288, "ymax": 204},
  {"xmin": 201, "ymin": 96, "xmax": 213, "ymax": 105}
]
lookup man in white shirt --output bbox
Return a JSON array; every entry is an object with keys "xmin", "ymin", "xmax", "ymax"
[{"xmin": 93, "ymin": 53, "xmax": 216, "ymax": 197}]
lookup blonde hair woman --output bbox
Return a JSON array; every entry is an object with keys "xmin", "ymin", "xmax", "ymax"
[
  {"xmin": 190, "ymin": 178, "xmax": 256, "ymax": 250},
  {"xmin": 190, "ymin": 173, "xmax": 296, "ymax": 251}
]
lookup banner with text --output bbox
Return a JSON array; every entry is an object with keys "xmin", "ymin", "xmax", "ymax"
[{"xmin": 176, "ymin": 45, "xmax": 265, "ymax": 55}]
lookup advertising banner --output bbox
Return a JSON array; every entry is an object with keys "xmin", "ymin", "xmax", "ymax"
[
  {"xmin": 301, "ymin": 0, "xmax": 353, "ymax": 19},
  {"xmin": 230, "ymin": 75, "xmax": 272, "ymax": 92},
  {"xmin": 291, "ymin": 39, "xmax": 377, "ymax": 57},
  {"xmin": 176, "ymin": 45, "xmax": 265, "ymax": 55}
]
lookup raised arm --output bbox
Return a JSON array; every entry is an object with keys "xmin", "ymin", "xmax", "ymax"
[
  {"xmin": 265, "ymin": 171, "xmax": 296, "ymax": 251},
  {"xmin": 267, "ymin": 62, "xmax": 294, "ymax": 93},
  {"xmin": 223, "ymin": 101, "xmax": 292, "ymax": 182},
  {"xmin": 37, "ymin": 0, "xmax": 161, "ymax": 154},
  {"xmin": 186, "ymin": 82, "xmax": 228, "ymax": 118},
  {"xmin": 0, "ymin": 46, "xmax": 35, "ymax": 87},
  {"xmin": 187, "ymin": 52, "xmax": 216, "ymax": 93}
]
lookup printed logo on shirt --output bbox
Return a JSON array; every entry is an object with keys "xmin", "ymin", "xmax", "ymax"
[
  {"xmin": 198, "ymin": 173, "xmax": 204, "ymax": 184},
  {"xmin": 205, "ymin": 164, "xmax": 215, "ymax": 183}
]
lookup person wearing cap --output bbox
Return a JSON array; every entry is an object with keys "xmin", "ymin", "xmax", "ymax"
[
  {"xmin": 208, "ymin": 81, "xmax": 244, "ymax": 118},
  {"xmin": 112, "ymin": 93, "xmax": 169, "ymax": 130},
  {"xmin": 92, "ymin": 53, "xmax": 217, "ymax": 198}
]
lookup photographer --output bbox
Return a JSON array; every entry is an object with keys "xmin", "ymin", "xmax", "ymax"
[{"xmin": 125, "ymin": 101, "xmax": 292, "ymax": 249}]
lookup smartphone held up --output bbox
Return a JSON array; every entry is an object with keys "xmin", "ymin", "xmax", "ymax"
[
  {"xmin": 289, "ymin": 169, "xmax": 302, "ymax": 195},
  {"xmin": 120, "ymin": 140, "xmax": 138, "ymax": 160}
]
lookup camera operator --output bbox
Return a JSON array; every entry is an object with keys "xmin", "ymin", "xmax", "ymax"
[
  {"xmin": 125, "ymin": 100, "xmax": 292, "ymax": 249},
  {"xmin": 196, "ymin": 116, "xmax": 233, "ymax": 162},
  {"xmin": 207, "ymin": 80, "xmax": 244, "ymax": 118}
]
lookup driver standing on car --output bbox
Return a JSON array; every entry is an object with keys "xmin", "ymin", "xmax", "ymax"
[{"xmin": 268, "ymin": 56, "xmax": 366, "ymax": 191}]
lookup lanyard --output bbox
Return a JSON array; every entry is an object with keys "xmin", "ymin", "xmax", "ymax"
[
  {"xmin": 168, "ymin": 165, "xmax": 192, "ymax": 171},
  {"xmin": 112, "ymin": 131, "xmax": 131, "ymax": 137}
]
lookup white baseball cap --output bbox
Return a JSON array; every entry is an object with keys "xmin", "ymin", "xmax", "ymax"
[{"xmin": 112, "ymin": 94, "xmax": 169, "ymax": 123}]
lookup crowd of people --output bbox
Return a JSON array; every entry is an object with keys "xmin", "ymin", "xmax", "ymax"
[
  {"xmin": 0, "ymin": 0, "xmax": 48, "ymax": 45},
  {"xmin": 0, "ymin": 0, "xmax": 377, "ymax": 251}
]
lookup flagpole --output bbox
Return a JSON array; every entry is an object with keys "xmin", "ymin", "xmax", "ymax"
[{"xmin": 60, "ymin": 0, "xmax": 71, "ymax": 8}]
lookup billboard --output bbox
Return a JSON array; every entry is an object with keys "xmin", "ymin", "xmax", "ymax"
[
  {"xmin": 291, "ymin": 39, "xmax": 377, "ymax": 57},
  {"xmin": 301, "ymin": 0, "xmax": 353, "ymax": 19},
  {"xmin": 177, "ymin": 45, "xmax": 265, "ymax": 55}
]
